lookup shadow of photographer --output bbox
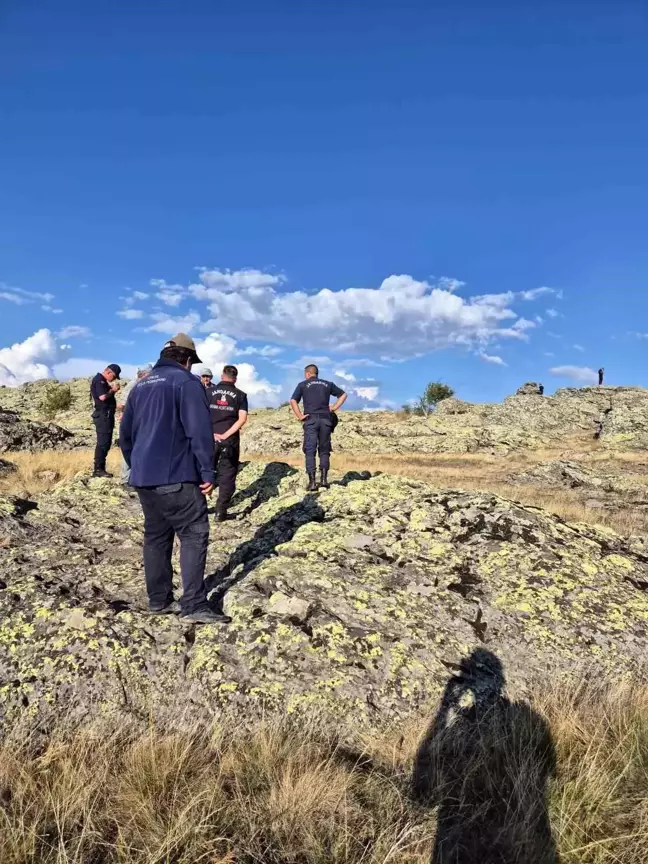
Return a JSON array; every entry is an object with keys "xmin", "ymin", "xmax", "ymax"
[{"xmin": 412, "ymin": 649, "xmax": 558, "ymax": 864}]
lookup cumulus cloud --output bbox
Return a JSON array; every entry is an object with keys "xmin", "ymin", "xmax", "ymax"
[
  {"xmin": 0, "ymin": 283, "xmax": 55, "ymax": 305},
  {"xmin": 117, "ymin": 308, "xmax": 144, "ymax": 320},
  {"xmin": 150, "ymin": 279, "xmax": 185, "ymax": 307},
  {"xmin": 193, "ymin": 332, "xmax": 281, "ymax": 407},
  {"xmin": 549, "ymin": 365, "xmax": 597, "ymax": 384},
  {"xmin": 238, "ymin": 344, "xmax": 283, "ymax": 358},
  {"xmin": 147, "ymin": 310, "xmax": 202, "ymax": 334},
  {"xmin": 53, "ymin": 358, "xmax": 139, "ymax": 380},
  {"xmin": 0, "ymin": 329, "xmax": 67, "ymax": 386},
  {"xmin": 546, "ymin": 308, "xmax": 559, "ymax": 318},
  {"xmin": 479, "ymin": 352, "xmax": 507, "ymax": 366},
  {"xmin": 187, "ymin": 272, "xmax": 540, "ymax": 358},
  {"xmin": 57, "ymin": 325, "xmax": 92, "ymax": 340}
]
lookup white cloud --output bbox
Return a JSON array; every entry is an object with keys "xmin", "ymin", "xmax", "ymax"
[
  {"xmin": 191, "ymin": 268, "xmax": 285, "ymax": 297},
  {"xmin": 238, "ymin": 344, "xmax": 283, "ymax": 357},
  {"xmin": 573, "ymin": 344, "xmax": 585, "ymax": 352},
  {"xmin": 333, "ymin": 369, "xmax": 357, "ymax": 382},
  {"xmin": 519, "ymin": 286, "xmax": 556, "ymax": 301},
  {"xmin": 0, "ymin": 283, "xmax": 55, "ymax": 306},
  {"xmin": 546, "ymin": 308, "xmax": 559, "ymax": 318},
  {"xmin": 147, "ymin": 310, "xmax": 202, "ymax": 334},
  {"xmin": 549, "ymin": 365, "xmax": 597, "ymax": 384},
  {"xmin": 354, "ymin": 385, "xmax": 380, "ymax": 400},
  {"xmin": 512, "ymin": 317, "xmax": 536, "ymax": 333},
  {"xmin": 117, "ymin": 308, "xmax": 144, "ymax": 320},
  {"xmin": 133, "ymin": 291, "xmax": 149, "ymax": 301},
  {"xmin": 42, "ymin": 305, "xmax": 63, "ymax": 314},
  {"xmin": 544, "ymin": 351, "xmax": 555, "ymax": 358},
  {"xmin": 150, "ymin": 279, "xmax": 185, "ymax": 307},
  {"xmin": 53, "ymin": 358, "xmax": 138, "ymax": 380},
  {"xmin": 479, "ymin": 352, "xmax": 507, "ymax": 366},
  {"xmin": 0, "ymin": 329, "xmax": 68, "ymax": 386},
  {"xmin": 193, "ymin": 332, "xmax": 281, "ymax": 408},
  {"xmin": 190, "ymin": 273, "xmax": 538, "ymax": 358},
  {"xmin": 57, "ymin": 325, "xmax": 92, "ymax": 340}
]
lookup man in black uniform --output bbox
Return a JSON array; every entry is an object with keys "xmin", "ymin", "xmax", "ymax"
[
  {"xmin": 90, "ymin": 363, "xmax": 121, "ymax": 477},
  {"xmin": 206, "ymin": 365, "xmax": 248, "ymax": 522},
  {"xmin": 598, "ymin": 367, "xmax": 605, "ymax": 386},
  {"xmin": 290, "ymin": 364, "xmax": 347, "ymax": 490}
]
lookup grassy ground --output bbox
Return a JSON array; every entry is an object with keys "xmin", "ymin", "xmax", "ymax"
[
  {"xmin": 1, "ymin": 682, "xmax": 647, "ymax": 863},
  {"xmin": 2, "ymin": 445, "xmax": 648, "ymax": 534}
]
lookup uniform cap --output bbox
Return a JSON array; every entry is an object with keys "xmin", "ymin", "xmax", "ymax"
[
  {"xmin": 106, "ymin": 363, "xmax": 122, "ymax": 379},
  {"xmin": 164, "ymin": 333, "xmax": 202, "ymax": 364}
]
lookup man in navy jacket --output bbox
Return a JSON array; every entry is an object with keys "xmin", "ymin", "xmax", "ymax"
[{"xmin": 120, "ymin": 333, "xmax": 230, "ymax": 624}]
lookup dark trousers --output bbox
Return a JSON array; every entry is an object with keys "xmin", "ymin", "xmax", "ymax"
[
  {"xmin": 136, "ymin": 482, "xmax": 210, "ymax": 613},
  {"xmin": 303, "ymin": 415, "xmax": 332, "ymax": 473},
  {"xmin": 215, "ymin": 439, "xmax": 239, "ymax": 512},
  {"xmin": 92, "ymin": 408, "xmax": 115, "ymax": 471}
]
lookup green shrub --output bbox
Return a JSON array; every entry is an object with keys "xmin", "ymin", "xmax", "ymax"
[{"xmin": 41, "ymin": 383, "xmax": 73, "ymax": 419}]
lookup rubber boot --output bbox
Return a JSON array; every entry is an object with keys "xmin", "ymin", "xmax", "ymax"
[
  {"xmin": 307, "ymin": 472, "xmax": 318, "ymax": 491},
  {"xmin": 320, "ymin": 468, "xmax": 329, "ymax": 489}
]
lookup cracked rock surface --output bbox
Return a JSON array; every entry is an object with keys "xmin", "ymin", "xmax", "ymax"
[
  {"xmin": 2, "ymin": 461, "xmax": 648, "ymax": 729},
  {"xmin": 0, "ymin": 407, "xmax": 75, "ymax": 452}
]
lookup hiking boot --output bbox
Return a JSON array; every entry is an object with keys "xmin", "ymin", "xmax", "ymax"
[
  {"xmin": 180, "ymin": 608, "xmax": 232, "ymax": 625},
  {"xmin": 146, "ymin": 600, "xmax": 181, "ymax": 615},
  {"xmin": 319, "ymin": 468, "xmax": 329, "ymax": 489},
  {"xmin": 92, "ymin": 469, "xmax": 113, "ymax": 478},
  {"xmin": 307, "ymin": 472, "xmax": 318, "ymax": 491},
  {"xmin": 215, "ymin": 509, "xmax": 228, "ymax": 523}
]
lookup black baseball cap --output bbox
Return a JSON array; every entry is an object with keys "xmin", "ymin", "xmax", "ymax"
[{"xmin": 106, "ymin": 363, "xmax": 122, "ymax": 379}]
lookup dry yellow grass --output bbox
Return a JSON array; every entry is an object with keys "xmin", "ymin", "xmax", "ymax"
[
  {"xmin": 1, "ymin": 682, "xmax": 647, "ymax": 862},
  {"xmin": 2, "ymin": 445, "xmax": 648, "ymax": 534}
]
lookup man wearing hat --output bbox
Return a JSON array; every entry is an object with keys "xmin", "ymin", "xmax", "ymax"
[
  {"xmin": 90, "ymin": 363, "xmax": 122, "ymax": 478},
  {"xmin": 116, "ymin": 364, "xmax": 153, "ymax": 484},
  {"xmin": 120, "ymin": 334, "xmax": 230, "ymax": 625}
]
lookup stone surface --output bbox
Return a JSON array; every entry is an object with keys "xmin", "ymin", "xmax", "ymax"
[
  {"xmin": 0, "ymin": 458, "xmax": 17, "ymax": 477},
  {"xmin": 2, "ymin": 378, "xmax": 648, "ymax": 454},
  {"xmin": 0, "ymin": 407, "xmax": 75, "ymax": 453},
  {"xmin": 516, "ymin": 382, "xmax": 542, "ymax": 396},
  {"xmin": 1, "ymin": 460, "xmax": 648, "ymax": 730}
]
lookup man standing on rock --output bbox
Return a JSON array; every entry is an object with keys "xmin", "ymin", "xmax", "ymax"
[
  {"xmin": 205, "ymin": 365, "xmax": 248, "ymax": 523},
  {"xmin": 116, "ymin": 364, "xmax": 152, "ymax": 485},
  {"xmin": 120, "ymin": 333, "xmax": 230, "ymax": 625},
  {"xmin": 598, "ymin": 367, "xmax": 605, "ymax": 386},
  {"xmin": 290, "ymin": 364, "xmax": 347, "ymax": 490},
  {"xmin": 90, "ymin": 363, "xmax": 121, "ymax": 478}
]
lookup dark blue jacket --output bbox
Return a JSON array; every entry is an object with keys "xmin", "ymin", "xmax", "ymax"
[{"xmin": 120, "ymin": 359, "xmax": 215, "ymax": 487}]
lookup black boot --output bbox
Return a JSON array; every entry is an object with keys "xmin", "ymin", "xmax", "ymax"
[
  {"xmin": 307, "ymin": 472, "xmax": 318, "ymax": 491},
  {"xmin": 215, "ymin": 509, "xmax": 228, "ymax": 523},
  {"xmin": 320, "ymin": 468, "xmax": 329, "ymax": 489}
]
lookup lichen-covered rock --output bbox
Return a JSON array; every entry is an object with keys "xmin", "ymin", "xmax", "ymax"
[
  {"xmin": 516, "ymin": 382, "xmax": 542, "ymax": 396},
  {"xmin": 0, "ymin": 407, "xmax": 74, "ymax": 452},
  {"xmin": 1, "ymin": 461, "xmax": 647, "ymax": 730}
]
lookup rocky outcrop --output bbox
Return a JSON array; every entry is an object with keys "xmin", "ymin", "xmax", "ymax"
[
  {"xmin": 515, "ymin": 382, "xmax": 542, "ymax": 396},
  {"xmin": 1, "ymin": 461, "xmax": 647, "ymax": 729},
  {"xmin": 2, "ymin": 379, "xmax": 648, "ymax": 455},
  {"xmin": 0, "ymin": 407, "xmax": 74, "ymax": 452}
]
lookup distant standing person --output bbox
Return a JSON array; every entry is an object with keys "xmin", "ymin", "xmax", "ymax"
[
  {"xmin": 538, "ymin": 383, "xmax": 544, "ymax": 395},
  {"xmin": 120, "ymin": 333, "xmax": 230, "ymax": 624},
  {"xmin": 290, "ymin": 364, "xmax": 347, "ymax": 490},
  {"xmin": 598, "ymin": 367, "xmax": 605, "ymax": 386},
  {"xmin": 90, "ymin": 364, "xmax": 122, "ymax": 478},
  {"xmin": 205, "ymin": 365, "xmax": 249, "ymax": 522},
  {"xmin": 116, "ymin": 364, "xmax": 152, "ymax": 484}
]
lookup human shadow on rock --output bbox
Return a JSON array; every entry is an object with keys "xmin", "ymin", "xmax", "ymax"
[
  {"xmin": 412, "ymin": 649, "xmax": 558, "ymax": 864},
  {"xmin": 228, "ymin": 461, "xmax": 298, "ymax": 516},
  {"xmin": 206, "ymin": 493, "xmax": 325, "ymax": 600}
]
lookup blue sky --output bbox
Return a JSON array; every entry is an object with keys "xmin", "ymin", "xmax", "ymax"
[{"xmin": 1, "ymin": 0, "xmax": 646, "ymax": 407}]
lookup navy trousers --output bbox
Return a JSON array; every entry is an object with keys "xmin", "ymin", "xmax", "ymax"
[
  {"xmin": 303, "ymin": 414, "xmax": 333, "ymax": 472},
  {"xmin": 215, "ymin": 439, "xmax": 239, "ymax": 512},
  {"xmin": 92, "ymin": 408, "xmax": 115, "ymax": 471},
  {"xmin": 136, "ymin": 482, "xmax": 210, "ymax": 613}
]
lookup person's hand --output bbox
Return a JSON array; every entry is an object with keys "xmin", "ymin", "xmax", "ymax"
[
  {"xmin": 200, "ymin": 482, "xmax": 214, "ymax": 496},
  {"xmin": 300, "ymin": 414, "xmax": 309, "ymax": 422},
  {"xmin": 214, "ymin": 432, "xmax": 225, "ymax": 442}
]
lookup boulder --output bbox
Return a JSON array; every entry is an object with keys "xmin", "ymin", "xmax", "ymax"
[
  {"xmin": 0, "ymin": 407, "xmax": 74, "ymax": 452},
  {"xmin": 515, "ymin": 382, "xmax": 542, "ymax": 396}
]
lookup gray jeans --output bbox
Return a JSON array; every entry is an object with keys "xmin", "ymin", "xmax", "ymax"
[{"xmin": 121, "ymin": 454, "xmax": 131, "ymax": 485}]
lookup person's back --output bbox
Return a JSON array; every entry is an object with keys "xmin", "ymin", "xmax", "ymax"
[
  {"xmin": 125, "ymin": 360, "xmax": 212, "ymax": 487},
  {"xmin": 120, "ymin": 334, "xmax": 229, "ymax": 626}
]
